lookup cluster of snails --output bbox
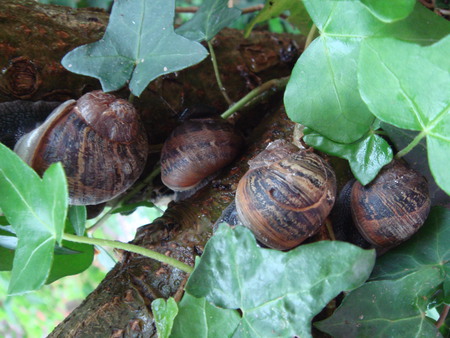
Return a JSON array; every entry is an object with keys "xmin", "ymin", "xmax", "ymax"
[
  {"xmin": 12, "ymin": 90, "xmax": 148, "ymax": 205},
  {"xmin": 158, "ymin": 116, "xmax": 431, "ymax": 251},
  {"xmin": 8, "ymin": 89, "xmax": 430, "ymax": 250}
]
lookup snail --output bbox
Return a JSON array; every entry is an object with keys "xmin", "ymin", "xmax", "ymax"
[
  {"xmin": 13, "ymin": 90, "xmax": 148, "ymax": 205},
  {"xmin": 235, "ymin": 140, "xmax": 337, "ymax": 250},
  {"xmin": 350, "ymin": 160, "xmax": 431, "ymax": 248},
  {"xmin": 160, "ymin": 118, "xmax": 243, "ymax": 192}
]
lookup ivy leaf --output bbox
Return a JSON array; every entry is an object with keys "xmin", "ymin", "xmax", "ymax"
[
  {"xmin": 176, "ymin": 0, "xmax": 241, "ymax": 42},
  {"xmin": 359, "ymin": 36, "xmax": 450, "ymax": 195},
  {"xmin": 68, "ymin": 205, "xmax": 86, "ymax": 236},
  {"xmin": 315, "ymin": 269, "xmax": 442, "ymax": 336},
  {"xmin": 185, "ymin": 225, "xmax": 376, "ymax": 337},
  {"xmin": 170, "ymin": 294, "xmax": 241, "ymax": 337},
  {"xmin": 62, "ymin": 0, "xmax": 208, "ymax": 96},
  {"xmin": 361, "ymin": 0, "xmax": 416, "ymax": 23},
  {"xmin": 244, "ymin": 0, "xmax": 311, "ymax": 37},
  {"xmin": 285, "ymin": 1, "xmax": 449, "ymax": 145},
  {"xmin": 151, "ymin": 298, "xmax": 178, "ymax": 338},
  {"xmin": 111, "ymin": 201, "xmax": 155, "ymax": 215},
  {"xmin": 303, "ymin": 126, "xmax": 393, "ymax": 185},
  {"xmin": 315, "ymin": 207, "xmax": 449, "ymax": 336},
  {"xmin": 0, "ymin": 143, "xmax": 68, "ymax": 294}
]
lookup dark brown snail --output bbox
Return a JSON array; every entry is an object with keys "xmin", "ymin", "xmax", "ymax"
[
  {"xmin": 14, "ymin": 90, "xmax": 148, "ymax": 205},
  {"xmin": 350, "ymin": 160, "xmax": 431, "ymax": 248},
  {"xmin": 235, "ymin": 140, "xmax": 337, "ymax": 250},
  {"xmin": 160, "ymin": 118, "xmax": 243, "ymax": 191}
]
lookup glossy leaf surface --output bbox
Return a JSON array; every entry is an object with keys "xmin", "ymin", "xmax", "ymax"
[
  {"xmin": 176, "ymin": 0, "xmax": 241, "ymax": 42},
  {"xmin": 0, "ymin": 144, "xmax": 68, "ymax": 294},
  {"xmin": 185, "ymin": 225, "xmax": 376, "ymax": 337},
  {"xmin": 62, "ymin": 0, "xmax": 208, "ymax": 96}
]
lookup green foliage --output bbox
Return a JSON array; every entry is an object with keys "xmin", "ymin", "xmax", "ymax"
[
  {"xmin": 176, "ymin": 0, "xmax": 242, "ymax": 42},
  {"xmin": 359, "ymin": 36, "xmax": 450, "ymax": 195},
  {"xmin": 152, "ymin": 298, "xmax": 179, "ymax": 338},
  {"xmin": 153, "ymin": 225, "xmax": 376, "ymax": 337},
  {"xmin": 244, "ymin": 0, "xmax": 312, "ymax": 36},
  {"xmin": 284, "ymin": 0, "xmax": 450, "ymax": 189},
  {"xmin": 315, "ymin": 207, "xmax": 450, "ymax": 336},
  {"xmin": 0, "ymin": 144, "xmax": 68, "ymax": 294},
  {"xmin": 361, "ymin": 0, "xmax": 416, "ymax": 22},
  {"xmin": 61, "ymin": 0, "xmax": 208, "ymax": 96},
  {"xmin": 68, "ymin": 205, "xmax": 86, "ymax": 236},
  {"xmin": 303, "ymin": 121, "xmax": 393, "ymax": 185}
]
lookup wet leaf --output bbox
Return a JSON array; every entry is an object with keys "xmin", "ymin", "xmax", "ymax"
[
  {"xmin": 62, "ymin": 0, "xmax": 208, "ymax": 96},
  {"xmin": 152, "ymin": 298, "xmax": 178, "ymax": 338},
  {"xmin": 316, "ymin": 207, "xmax": 450, "ymax": 336},
  {"xmin": 176, "ymin": 0, "xmax": 241, "ymax": 42},
  {"xmin": 185, "ymin": 225, "xmax": 376, "ymax": 337},
  {"xmin": 0, "ymin": 143, "xmax": 68, "ymax": 294},
  {"xmin": 359, "ymin": 36, "xmax": 450, "ymax": 195}
]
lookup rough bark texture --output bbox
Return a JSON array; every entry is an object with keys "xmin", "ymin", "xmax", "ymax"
[{"xmin": 0, "ymin": 1, "xmax": 324, "ymax": 336}]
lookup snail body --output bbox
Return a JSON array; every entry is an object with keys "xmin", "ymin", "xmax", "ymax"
[
  {"xmin": 350, "ymin": 160, "xmax": 430, "ymax": 248},
  {"xmin": 14, "ymin": 90, "xmax": 148, "ymax": 205},
  {"xmin": 160, "ymin": 118, "xmax": 243, "ymax": 191},
  {"xmin": 235, "ymin": 140, "xmax": 337, "ymax": 250}
]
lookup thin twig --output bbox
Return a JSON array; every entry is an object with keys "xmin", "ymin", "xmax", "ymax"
[
  {"xmin": 208, "ymin": 40, "xmax": 233, "ymax": 106},
  {"xmin": 436, "ymin": 305, "xmax": 450, "ymax": 329},
  {"xmin": 175, "ymin": 4, "xmax": 264, "ymax": 14}
]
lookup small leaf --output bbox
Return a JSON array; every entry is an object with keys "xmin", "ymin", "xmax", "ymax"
[
  {"xmin": 62, "ymin": 0, "xmax": 208, "ymax": 96},
  {"xmin": 171, "ymin": 293, "xmax": 241, "ymax": 337},
  {"xmin": 68, "ymin": 205, "xmax": 87, "ymax": 236},
  {"xmin": 0, "ymin": 143, "xmax": 68, "ymax": 294},
  {"xmin": 185, "ymin": 225, "xmax": 376, "ymax": 337},
  {"xmin": 359, "ymin": 36, "xmax": 450, "ymax": 195},
  {"xmin": 303, "ymin": 127, "xmax": 393, "ymax": 185},
  {"xmin": 176, "ymin": 0, "xmax": 241, "ymax": 42},
  {"xmin": 361, "ymin": 0, "xmax": 415, "ymax": 22},
  {"xmin": 151, "ymin": 298, "xmax": 178, "ymax": 338}
]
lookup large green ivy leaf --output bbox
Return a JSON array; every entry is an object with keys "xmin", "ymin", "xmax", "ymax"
[
  {"xmin": 303, "ymin": 125, "xmax": 393, "ymax": 185},
  {"xmin": 361, "ymin": 0, "xmax": 415, "ymax": 23},
  {"xmin": 176, "ymin": 0, "xmax": 241, "ymax": 42},
  {"xmin": 315, "ymin": 269, "xmax": 442, "ymax": 336},
  {"xmin": 315, "ymin": 207, "xmax": 449, "ymax": 336},
  {"xmin": 62, "ymin": 0, "xmax": 208, "ymax": 96},
  {"xmin": 359, "ymin": 36, "xmax": 450, "ymax": 195},
  {"xmin": 0, "ymin": 144, "xmax": 68, "ymax": 294},
  {"xmin": 185, "ymin": 225, "xmax": 376, "ymax": 337},
  {"xmin": 285, "ymin": 1, "xmax": 449, "ymax": 144}
]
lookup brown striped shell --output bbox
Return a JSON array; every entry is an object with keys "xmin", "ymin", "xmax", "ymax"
[
  {"xmin": 160, "ymin": 118, "xmax": 243, "ymax": 191},
  {"xmin": 351, "ymin": 160, "xmax": 430, "ymax": 248},
  {"xmin": 235, "ymin": 140, "xmax": 337, "ymax": 250},
  {"xmin": 14, "ymin": 90, "xmax": 148, "ymax": 205}
]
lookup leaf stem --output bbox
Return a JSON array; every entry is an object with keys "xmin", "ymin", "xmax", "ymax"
[
  {"xmin": 304, "ymin": 24, "xmax": 317, "ymax": 50},
  {"xmin": 395, "ymin": 130, "xmax": 426, "ymax": 159},
  {"xmin": 62, "ymin": 233, "xmax": 193, "ymax": 274},
  {"xmin": 220, "ymin": 76, "xmax": 290, "ymax": 119},
  {"xmin": 128, "ymin": 93, "xmax": 135, "ymax": 104},
  {"xmin": 208, "ymin": 40, "xmax": 233, "ymax": 106}
]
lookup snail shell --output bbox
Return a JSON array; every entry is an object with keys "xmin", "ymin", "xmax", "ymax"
[
  {"xmin": 235, "ymin": 140, "xmax": 337, "ymax": 250},
  {"xmin": 160, "ymin": 118, "xmax": 243, "ymax": 191},
  {"xmin": 351, "ymin": 160, "xmax": 431, "ymax": 248},
  {"xmin": 14, "ymin": 90, "xmax": 148, "ymax": 205}
]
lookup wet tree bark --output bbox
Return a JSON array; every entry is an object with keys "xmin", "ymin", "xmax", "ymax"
[{"xmin": 0, "ymin": 1, "xmax": 316, "ymax": 336}]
